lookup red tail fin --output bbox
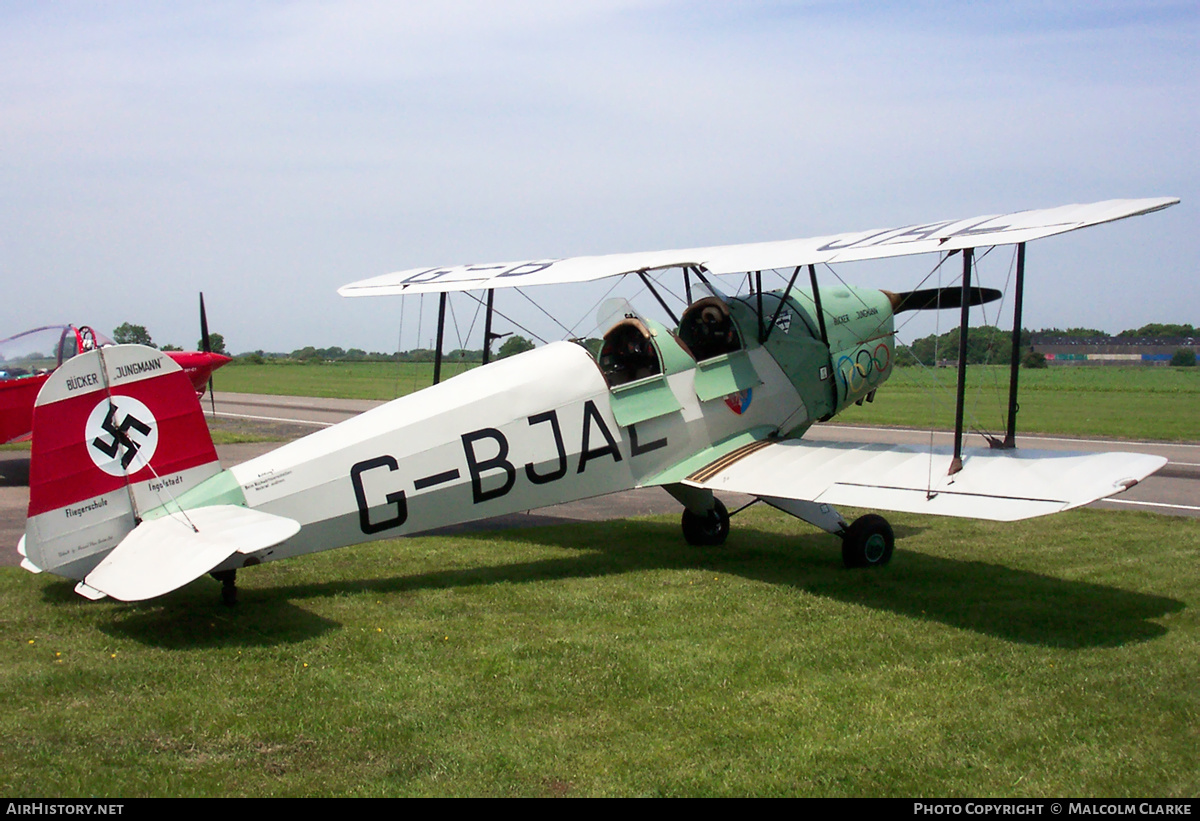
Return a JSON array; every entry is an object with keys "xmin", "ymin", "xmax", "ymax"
[{"xmin": 23, "ymin": 345, "xmax": 221, "ymax": 579}]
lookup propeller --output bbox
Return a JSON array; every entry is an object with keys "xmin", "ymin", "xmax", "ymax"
[
  {"xmin": 200, "ymin": 292, "xmax": 216, "ymax": 416},
  {"xmin": 885, "ymin": 287, "xmax": 1003, "ymax": 314}
]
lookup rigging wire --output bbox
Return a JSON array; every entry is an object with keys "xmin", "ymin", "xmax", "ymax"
[
  {"xmin": 887, "ymin": 246, "xmax": 1014, "ymax": 449},
  {"xmin": 573, "ymin": 275, "xmax": 658, "ymax": 341},
  {"xmin": 646, "ymin": 269, "xmax": 685, "ymax": 306},
  {"xmin": 963, "ymin": 247, "xmax": 1010, "ymax": 437},
  {"xmin": 515, "ymin": 286, "xmax": 576, "ymax": 338},
  {"xmin": 393, "ymin": 293, "xmax": 406, "ymax": 398},
  {"xmin": 416, "ymin": 293, "xmax": 424, "ymax": 350},
  {"xmin": 446, "ymin": 293, "xmax": 466, "ymax": 378},
  {"xmin": 926, "ymin": 254, "xmax": 944, "ymax": 496},
  {"xmin": 567, "ymin": 274, "xmax": 626, "ymax": 338},
  {"xmin": 462, "ymin": 288, "xmax": 484, "ymax": 347},
  {"xmin": 460, "ymin": 290, "xmax": 550, "ymax": 345}
]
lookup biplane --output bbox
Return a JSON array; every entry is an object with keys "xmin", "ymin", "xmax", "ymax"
[{"xmin": 17, "ymin": 197, "xmax": 1177, "ymax": 603}]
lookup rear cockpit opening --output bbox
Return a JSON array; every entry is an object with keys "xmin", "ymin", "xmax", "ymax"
[{"xmin": 599, "ymin": 318, "xmax": 661, "ymax": 387}]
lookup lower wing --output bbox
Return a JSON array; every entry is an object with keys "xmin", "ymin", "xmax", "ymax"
[{"xmin": 682, "ymin": 438, "xmax": 1166, "ymax": 522}]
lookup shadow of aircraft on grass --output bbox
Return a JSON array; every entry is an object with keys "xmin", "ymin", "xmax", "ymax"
[{"xmin": 83, "ymin": 512, "xmax": 1184, "ymax": 651}]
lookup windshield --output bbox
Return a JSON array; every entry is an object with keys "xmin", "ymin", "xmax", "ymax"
[{"xmin": 0, "ymin": 325, "xmax": 112, "ymax": 379}]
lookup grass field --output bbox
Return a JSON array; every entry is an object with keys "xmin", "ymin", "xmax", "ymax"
[
  {"xmin": 217, "ymin": 359, "xmax": 1200, "ymax": 442},
  {"xmin": 216, "ymin": 360, "xmax": 479, "ymax": 401},
  {"xmin": 3, "ymin": 358, "xmax": 1194, "ymax": 796},
  {"xmin": 2, "ymin": 504, "xmax": 1197, "ymax": 797},
  {"xmin": 836, "ymin": 364, "xmax": 1200, "ymax": 441}
]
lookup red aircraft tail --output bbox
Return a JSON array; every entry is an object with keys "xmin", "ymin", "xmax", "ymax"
[{"xmin": 21, "ymin": 345, "xmax": 222, "ymax": 580}]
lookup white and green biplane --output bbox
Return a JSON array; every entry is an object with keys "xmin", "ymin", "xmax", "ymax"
[{"xmin": 18, "ymin": 197, "xmax": 1178, "ymax": 603}]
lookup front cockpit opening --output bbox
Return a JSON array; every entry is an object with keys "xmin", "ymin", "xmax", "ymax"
[{"xmin": 678, "ymin": 296, "xmax": 742, "ymax": 362}]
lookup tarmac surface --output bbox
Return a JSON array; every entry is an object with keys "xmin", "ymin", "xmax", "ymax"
[{"xmin": 2, "ymin": 391, "xmax": 1196, "ymax": 569}]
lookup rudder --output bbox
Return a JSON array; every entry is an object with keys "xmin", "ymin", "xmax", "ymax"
[{"xmin": 23, "ymin": 345, "xmax": 222, "ymax": 580}]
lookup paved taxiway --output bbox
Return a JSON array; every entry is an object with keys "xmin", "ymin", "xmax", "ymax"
[{"xmin": 2, "ymin": 390, "xmax": 1196, "ymax": 568}]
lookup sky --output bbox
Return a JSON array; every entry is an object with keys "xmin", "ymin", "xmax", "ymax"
[{"xmin": 1, "ymin": 1, "xmax": 1196, "ymax": 355}]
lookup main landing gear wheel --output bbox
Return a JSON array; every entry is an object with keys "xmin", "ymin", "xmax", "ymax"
[
  {"xmin": 841, "ymin": 514, "xmax": 894, "ymax": 568},
  {"xmin": 681, "ymin": 498, "xmax": 730, "ymax": 547}
]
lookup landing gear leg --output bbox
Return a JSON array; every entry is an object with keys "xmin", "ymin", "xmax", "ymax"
[
  {"xmin": 211, "ymin": 569, "xmax": 238, "ymax": 606},
  {"xmin": 840, "ymin": 514, "xmax": 894, "ymax": 568}
]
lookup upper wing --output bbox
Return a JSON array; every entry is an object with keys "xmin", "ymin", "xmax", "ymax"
[
  {"xmin": 339, "ymin": 197, "xmax": 1177, "ymax": 297},
  {"xmin": 683, "ymin": 438, "xmax": 1167, "ymax": 522}
]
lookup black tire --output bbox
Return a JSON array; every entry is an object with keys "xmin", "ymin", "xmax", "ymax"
[
  {"xmin": 681, "ymin": 498, "xmax": 730, "ymax": 547},
  {"xmin": 841, "ymin": 514, "xmax": 894, "ymax": 568},
  {"xmin": 212, "ymin": 569, "xmax": 238, "ymax": 606}
]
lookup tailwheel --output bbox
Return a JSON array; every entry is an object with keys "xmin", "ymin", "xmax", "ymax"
[
  {"xmin": 841, "ymin": 514, "xmax": 894, "ymax": 568},
  {"xmin": 681, "ymin": 498, "xmax": 730, "ymax": 547},
  {"xmin": 211, "ymin": 569, "xmax": 238, "ymax": 606}
]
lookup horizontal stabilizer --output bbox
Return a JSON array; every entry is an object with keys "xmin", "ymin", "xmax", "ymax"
[
  {"xmin": 684, "ymin": 440, "xmax": 1167, "ymax": 522},
  {"xmin": 80, "ymin": 506, "xmax": 300, "ymax": 602}
]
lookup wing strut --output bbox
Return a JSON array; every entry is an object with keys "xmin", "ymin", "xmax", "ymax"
[
  {"xmin": 808, "ymin": 265, "xmax": 830, "ymax": 346},
  {"xmin": 482, "ymin": 289, "xmax": 495, "ymax": 365},
  {"xmin": 432, "ymin": 292, "xmax": 447, "ymax": 385},
  {"xmin": 950, "ymin": 248, "xmax": 974, "ymax": 475},
  {"xmin": 761, "ymin": 266, "xmax": 804, "ymax": 344},
  {"xmin": 755, "ymin": 271, "xmax": 764, "ymax": 341},
  {"xmin": 689, "ymin": 265, "xmax": 718, "ymax": 295},
  {"xmin": 999, "ymin": 242, "xmax": 1027, "ymax": 449},
  {"xmin": 637, "ymin": 271, "xmax": 680, "ymax": 326}
]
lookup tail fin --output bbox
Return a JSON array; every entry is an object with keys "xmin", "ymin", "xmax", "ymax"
[{"xmin": 23, "ymin": 345, "xmax": 222, "ymax": 580}]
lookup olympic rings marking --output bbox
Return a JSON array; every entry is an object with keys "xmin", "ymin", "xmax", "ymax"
[
  {"xmin": 873, "ymin": 342, "xmax": 890, "ymax": 372},
  {"xmin": 837, "ymin": 342, "xmax": 892, "ymax": 398}
]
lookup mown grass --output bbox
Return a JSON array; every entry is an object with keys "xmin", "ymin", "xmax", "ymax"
[{"xmin": 2, "ymin": 505, "xmax": 1196, "ymax": 797}]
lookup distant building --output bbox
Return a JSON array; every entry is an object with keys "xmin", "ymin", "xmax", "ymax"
[{"xmin": 1031, "ymin": 335, "xmax": 1197, "ymax": 365}]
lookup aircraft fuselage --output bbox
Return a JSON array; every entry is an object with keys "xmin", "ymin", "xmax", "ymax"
[{"xmin": 189, "ymin": 285, "xmax": 893, "ymax": 572}]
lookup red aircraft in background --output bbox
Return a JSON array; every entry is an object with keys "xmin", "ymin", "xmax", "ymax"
[{"xmin": 0, "ymin": 324, "xmax": 230, "ymax": 444}]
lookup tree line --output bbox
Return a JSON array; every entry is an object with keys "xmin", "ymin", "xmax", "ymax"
[
  {"xmin": 111, "ymin": 323, "xmax": 227, "ymax": 355},
  {"xmin": 899, "ymin": 323, "xmax": 1197, "ymax": 368},
  {"xmin": 110, "ymin": 318, "xmax": 1193, "ymax": 370}
]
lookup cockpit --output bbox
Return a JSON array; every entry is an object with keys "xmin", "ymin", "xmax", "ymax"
[
  {"xmin": 599, "ymin": 317, "xmax": 661, "ymax": 387},
  {"xmin": 677, "ymin": 296, "xmax": 742, "ymax": 362},
  {"xmin": 590, "ymin": 289, "xmax": 764, "ymax": 426},
  {"xmin": 595, "ymin": 292, "xmax": 747, "ymax": 390},
  {"xmin": 0, "ymin": 325, "xmax": 108, "ymax": 380}
]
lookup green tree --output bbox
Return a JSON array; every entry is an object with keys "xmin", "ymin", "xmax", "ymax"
[
  {"xmin": 905, "ymin": 326, "xmax": 1024, "ymax": 367},
  {"xmin": 1119, "ymin": 323, "xmax": 1197, "ymax": 338},
  {"xmin": 112, "ymin": 323, "xmax": 156, "ymax": 348},
  {"xmin": 498, "ymin": 335, "xmax": 535, "ymax": 359},
  {"xmin": 1039, "ymin": 327, "xmax": 1108, "ymax": 339},
  {"xmin": 198, "ymin": 333, "xmax": 227, "ymax": 355},
  {"xmin": 1022, "ymin": 350, "xmax": 1048, "ymax": 369},
  {"xmin": 1170, "ymin": 348, "xmax": 1197, "ymax": 367}
]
